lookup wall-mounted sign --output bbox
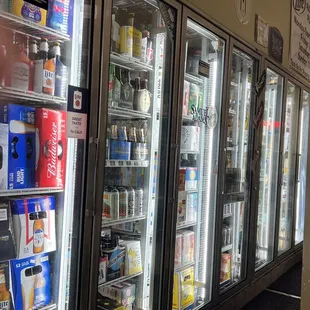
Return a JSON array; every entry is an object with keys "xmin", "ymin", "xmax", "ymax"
[
  {"xmin": 235, "ymin": 0, "xmax": 252, "ymax": 25},
  {"xmin": 255, "ymin": 14, "xmax": 269, "ymax": 48},
  {"xmin": 290, "ymin": 0, "xmax": 310, "ymax": 80},
  {"xmin": 269, "ymin": 27, "xmax": 283, "ymax": 64}
]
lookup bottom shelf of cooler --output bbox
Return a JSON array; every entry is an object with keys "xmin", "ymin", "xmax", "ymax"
[{"xmin": 40, "ymin": 304, "xmax": 57, "ymax": 310}]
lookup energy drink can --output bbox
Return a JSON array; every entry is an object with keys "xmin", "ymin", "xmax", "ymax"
[
  {"xmin": 135, "ymin": 188, "xmax": 143, "ymax": 216},
  {"xmin": 103, "ymin": 186, "xmax": 119, "ymax": 220},
  {"xmin": 118, "ymin": 187, "xmax": 128, "ymax": 218},
  {"xmin": 127, "ymin": 187, "xmax": 135, "ymax": 217}
]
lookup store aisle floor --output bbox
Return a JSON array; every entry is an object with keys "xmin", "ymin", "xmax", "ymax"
[{"xmin": 243, "ymin": 262, "xmax": 302, "ymax": 309}]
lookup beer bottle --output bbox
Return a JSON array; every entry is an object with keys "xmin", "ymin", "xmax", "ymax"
[
  {"xmin": 52, "ymin": 42, "xmax": 67, "ymax": 98},
  {"xmin": 30, "ymin": 203, "xmax": 46, "ymax": 254},
  {"xmin": 0, "ymin": 269, "xmax": 11, "ymax": 310},
  {"xmin": 29, "ymin": 40, "xmax": 38, "ymax": 61}
]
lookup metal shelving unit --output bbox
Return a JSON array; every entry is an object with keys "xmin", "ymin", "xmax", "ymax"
[
  {"xmin": 102, "ymin": 214, "xmax": 146, "ymax": 228},
  {"xmin": 108, "ymin": 106, "xmax": 151, "ymax": 119},
  {"xmin": 105, "ymin": 160, "xmax": 149, "ymax": 167},
  {"xmin": 110, "ymin": 52, "xmax": 153, "ymax": 72},
  {"xmin": 98, "ymin": 272, "xmax": 144, "ymax": 289},
  {"xmin": 0, "ymin": 187, "xmax": 63, "ymax": 197}
]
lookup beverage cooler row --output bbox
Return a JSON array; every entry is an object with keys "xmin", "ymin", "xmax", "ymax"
[{"xmin": 0, "ymin": 1, "xmax": 309, "ymax": 310}]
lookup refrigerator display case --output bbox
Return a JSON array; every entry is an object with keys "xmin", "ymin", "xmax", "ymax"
[
  {"xmin": 172, "ymin": 18, "xmax": 225, "ymax": 309},
  {"xmin": 0, "ymin": 1, "xmax": 93, "ymax": 310},
  {"xmin": 295, "ymin": 90, "xmax": 310, "ymax": 244},
  {"xmin": 278, "ymin": 82, "xmax": 299, "ymax": 255},
  {"xmin": 220, "ymin": 47, "xmax": 257, "ymax": 291},
  {"xmin": 256, "ymin": 68, "xmax": 284, "ymax": 270},
  {"xmin": 92, "ymin": 1, "xmax": 179, "ymax": 309}
]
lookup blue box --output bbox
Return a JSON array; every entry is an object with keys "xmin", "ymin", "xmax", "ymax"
[
  {"xmin": 11, "ymin": 253, "xmax": 51, "ymax": 310},
  {"xmin": 0, "ymin": 104, "xmax": 36, "ymax": 189},
  {"xmin": 110, "ymin": 141, "xmax": 131, "ymax": 160}
]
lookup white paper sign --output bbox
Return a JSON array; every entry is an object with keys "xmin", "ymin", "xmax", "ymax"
[
  {"xmin": 290, "ymin": 0, "xmax": 310, "ymax": 80},
  {"xmin": 66, "ymin": 112, "xmax": 87, "ymax": 139}
]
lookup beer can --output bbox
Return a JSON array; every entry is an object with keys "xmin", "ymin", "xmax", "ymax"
[
  {"xmin": 103, "ymin": 186, "xmax": 118, "ymax": 219},
  {"xmin": 129, "ymin": 126, "xmax": 137, "ymax": 143},
  {"xmin": 227, "ymin": 227, "xmax": 232, "ymax": 245},
  {"xmin": 118, "ymin": 187, "xmax": 128, "ymax": 218},
  {"xmin": 127, "ymin": 187, "xmax": 135, "ymax": 217},
  {"xmin": 135, "ymin": 188, "xmax": 143, "ymax": 216},
  {"xmin": 111, "ymin": 187, "xmax": 119, "ymax": 220},
  {"xmin": 222, "ymin": 227, "xmax": 227, "ymax": 246}
]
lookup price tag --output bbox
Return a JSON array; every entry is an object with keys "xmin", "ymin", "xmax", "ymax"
[
  {"xmin": 134, "ymin": 161, "xmax": 139, "ymax": 166},
  {"xmin": 110, "ymin": 161, "xmax": 115, "ymax": 166},
  {"xmin": 126, "ymin": 161, "xmax": 131, "ymax": 166},
  {"xmin": 119, "ymin": 161, "xmax": 124, "ymax": 166}
]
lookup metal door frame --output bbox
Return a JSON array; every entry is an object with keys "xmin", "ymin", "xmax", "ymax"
[
  {"xmin": 214, "ymin": 38, "xmax": 262, "ymax": 302},
  {"xmin": 79, "ymin": 0, "xmax": 184, "ymax": 309}
]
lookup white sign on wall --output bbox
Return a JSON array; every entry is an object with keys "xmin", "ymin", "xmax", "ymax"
[{"xmin": 290, "ymin": 0, "xmax": 310, "ymax": 80}]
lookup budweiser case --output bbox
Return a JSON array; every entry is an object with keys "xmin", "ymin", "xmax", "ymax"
[
  {"xmin": 36, "ymin": 108, "xmax": 67, "ymax": 188},
  {"xmin": 10, "ymin": 196, "xmax": 56, "ymax": 258}
]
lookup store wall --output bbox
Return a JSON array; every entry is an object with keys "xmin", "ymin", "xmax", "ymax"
[{"xmin": 184, "ymin": 0, "xmax": 291, "ymax": 68}]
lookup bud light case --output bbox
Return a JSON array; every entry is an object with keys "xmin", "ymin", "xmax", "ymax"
[
  {"xmin": 0, "ymin": 261, "xmax": 14, "ymax": 310},
  {"xmin": 10, "ymin": 196, "xmax": 56, "ymax": 259},
  {"xmin": 36, "ymin": 108, "xmax": 67, "ymax": 188},
  {"xmin": 11, "ymin": 254, "xmax": 51, "ymax": 310},
  {"xmin": 0, "ymin": 104, "xmax": 36, "ymax": 189},
  {"xmin": 47, "ymin": 0, "xmax": 74, "ymax": 37}
]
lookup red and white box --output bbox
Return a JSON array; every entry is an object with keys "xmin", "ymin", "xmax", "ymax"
[{"xmin": 35, "ymin": 108, "xmax": 67, "ymax": 188}]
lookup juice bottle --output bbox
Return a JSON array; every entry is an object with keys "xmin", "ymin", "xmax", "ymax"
[{"xmin": 10, "ymin": 33, "xmax": 31, "ymax": 91}]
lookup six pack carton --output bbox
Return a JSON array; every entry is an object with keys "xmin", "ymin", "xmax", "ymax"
[
  {"xmin": 36, "ymin": 108, "xmax": 67, "ymax": 188},
  {"xmin": 0, "ymin": 202, "xmax": 16, "ymax": 261},
  {"xmin": 0, "ymin": 104, "xmax": 36, "ymax": 189},
  {"xmin": 11, "ymin": 254, "xmax": 51, "ymax": 310},
  {"xmin": 0, "ymin": 261, "xmax": 14, "ymax": 310},
  {"xmin": 10, "ymin": 196, "xmax": 56, "ymax": 258},
  {"xmin": 9, "ymin": 0, "xmax": 47, "ymax": 25},
  {"xmin": 173, "ymin": 267, "xmax": 195, "ymax": 310}
]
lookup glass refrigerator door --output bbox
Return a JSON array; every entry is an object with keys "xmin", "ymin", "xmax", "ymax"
[
  {"xmin": 97, "ymin": 1, "xmax": 177, "ymax": 309},
  {"xmin": 220, "ymin": 48, "xmax": 255, "ymax": 291},
  {"xmin": 256, "ymin": 68, "xmax": 283, "ymax": 270},
  {"xmin": 295, "ymin": 90, "xmax": 310, "ymax": 244},
  {"xmin": 173, "ymin": 19, "xmax": 225, "ymax": 309},
  {"xmin": 278, "ymin": 82, "xmax": 299, "ymax": 255},
  {"xmin": 0, "ymin": 1, "xmax": 92, "ymax": 310}
]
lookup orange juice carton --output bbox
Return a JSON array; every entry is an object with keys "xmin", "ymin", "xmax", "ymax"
[
  {"xmin": 9, "ymin": 0, "xmax": 47, "ymax": 25},
  {"xmin": 181, "ymin": 230, "xmax": 194, "ymax": 264},
  {"xmin": 120, "ymin": 240, "xmax": 142, "ymax": 276},
  {"xmin": 177, "ymin": 192, "xmax": 186, "ymax": 225},
  {"xmin": 172, "ymin": 267, "xmax": 195, "ymax": 310},
  {"xmin": 175, "ymin": 233, "xmax": 182, "ymax": 269},
  {"xmin": 10, "ymin": 196, "xmax": 56, "ymax": 258},
  {"xmin": 186, "ymin": 193, "xmax": 198, "ymax": 223}
]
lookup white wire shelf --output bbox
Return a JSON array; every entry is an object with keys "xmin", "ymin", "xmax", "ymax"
[
  {"xmin": 98, "ymin": 271, "xmax": 143, "ymax": 288},
  {"xmin": 176, "ymin": 221, "xmax": 197, "ymax": 230},
  {"xmin": 110, "ymin": 52, "xmax": 153, "ymax": 71},
  {"xmin": 105, "ymin": 160, "xmax": 149, "ymax": 168},
  {"xmin": 223, "ymin": 213, "xmax": 233, "ymax": 219},
  {"xmin": 0, "ymin": 187, "xmax": 63, "ymax": 197},
  {"xmin": 185, "ymin": 73, "xmax": 204, "ymax": 85},
  {"xmin": 0, "ymin": 11, "xmax": 70, "ymax": 41},
  {"xmin": 221, "ymin": 244, "xmax": 233, "ymax": 252},
  {"xmin": 39, "ymin": 304, "xmax": 57, "ymax": 310},
  {"xmin": 102, "ymin": 214, "xmax": 146, "ymax": 228},
  {"xmin": 174, "ymin": 261, "xmax": 195, "ymax": 272},
  {"xmin": 108, "ymin": 106, "xmax": 151, "ymax": 119},
  {"xmin": 0, "ymin": 87, "xmax": 66, "ymax": 106},
  {"xmin": 180, "ymin": 149, "xmax": 199, "ymax": 154}
]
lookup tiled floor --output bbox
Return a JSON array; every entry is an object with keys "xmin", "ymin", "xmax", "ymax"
[{"xmin": 243, "ymin": 262, "xmax": 302, "ymax": 309}]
